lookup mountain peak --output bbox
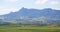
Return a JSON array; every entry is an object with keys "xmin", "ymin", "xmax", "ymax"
[
  {"xmin": 21, "ymin": 7, "xmax": 25, "ymax": 9},
  {"xmin": 17, "ymin": 7, "xmax": 53, "ymax": 11},
  {"xmin": 21, "ymin": 7, "xmax": 27, "ymax": 9},
  {"xmin": 43, "ymin": 8, "xmax": 52, "ymax": 10},
  {"xmin": 0, "ymin": 8, "xmax": 60, "ymax": 20}
]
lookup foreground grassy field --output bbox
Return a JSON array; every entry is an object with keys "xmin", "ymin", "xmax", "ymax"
[{"xmin": 0, "ymin": 26, "xmax": 60, "ymax": 32}]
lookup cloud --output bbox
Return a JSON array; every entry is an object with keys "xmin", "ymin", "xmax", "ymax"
[
  {"xmin": 35, "ymin": 0, "xmax": 48, "ymax": 4},
  {"xmin": 50, "ymin": 1, "xmax": 59, "ymax": 5},
  {"xmin": 49, "ymin": 1, "xmax": 60, "ymax": 9},
  {"xmin": 5, "ymin": 8, "xmax": 18, "ymax": 12},
  {"xmin": 6, "ymin": 0, "xmax": 18, "ymax": 2},
  {"xmin": 0, "ymin": 7, "xmax": 4, "ymax": 9},
  {"xmin": 0, "ymin": 6, "xmax": 18, "ymax": 15}
]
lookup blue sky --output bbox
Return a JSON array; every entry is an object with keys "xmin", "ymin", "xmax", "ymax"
[{"xmin": 0, "ymin": 0, "xmax": 60, "ymax": 15}]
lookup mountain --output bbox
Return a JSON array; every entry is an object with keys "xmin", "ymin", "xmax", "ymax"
[
  {"xmin": 0, "ymin": 7, "xmax": 60, "ymax": 24},
  {"xmin": 1, "ymin": 7, "xmax": 60, "ymax": 19}
]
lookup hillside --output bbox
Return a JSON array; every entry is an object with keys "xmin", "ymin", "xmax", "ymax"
[{"xmin": 0, "ymin": 7, "xmax": 60, "ymax": 24}]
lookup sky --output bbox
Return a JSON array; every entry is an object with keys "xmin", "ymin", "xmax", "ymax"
[{"xmin": 0, "ymin": 0, "xmax": 60, "ymax": 15}]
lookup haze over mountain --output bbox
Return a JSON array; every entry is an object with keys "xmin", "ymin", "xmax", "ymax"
[
  {"xmin": 0, "ymin": 7, "xmax": 60, "ymax": 19},
  {"xmin": 0, "ymin": 7, "xmax": 60, "ymax": 24}
]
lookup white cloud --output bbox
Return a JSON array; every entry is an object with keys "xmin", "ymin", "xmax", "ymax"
[
  {"xmin": 6, "ymin": 0, "xmax": 18, "ymax": 2},
  {"xmin": 35, "ymin": 0, "xmax": 48, "ymax": 4},
  {"xmin": 50, "ymin": 1, "xmax": 59, "ymax": 5},
  {"xmin": 0, "ymin": 6, "xmax": 18, "ymax": 15},
  {"xmin": 0, "ymin": 7, "xmax": 4, "ymax": 9},
  {"xmin": 5, "ymin": 8, "xmax": 18, "ymax": 12}
]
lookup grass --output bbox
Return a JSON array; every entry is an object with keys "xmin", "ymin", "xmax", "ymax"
[{"xmin": 0, "ymin": 25, "xmax": 60, "ymax": 32}]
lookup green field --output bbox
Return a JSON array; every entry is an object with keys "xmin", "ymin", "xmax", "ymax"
[{"xmin": 0, "ymin": 26, "xmax": 60, "ymax": 32}]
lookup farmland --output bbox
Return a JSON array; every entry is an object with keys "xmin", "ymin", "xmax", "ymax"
[{"xmin": 0, "ymin": 25, "xmax": 60, "ymax": 32}]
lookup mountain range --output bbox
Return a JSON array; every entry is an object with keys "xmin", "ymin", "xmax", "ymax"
[{"xmin": 0, "ymin": 7, "xmax": 60, "ymax": 24}]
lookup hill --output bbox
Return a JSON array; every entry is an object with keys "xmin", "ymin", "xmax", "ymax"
[{"xmin": 0, "ymin": 7, "xmax": 60, "ymax": 24}]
